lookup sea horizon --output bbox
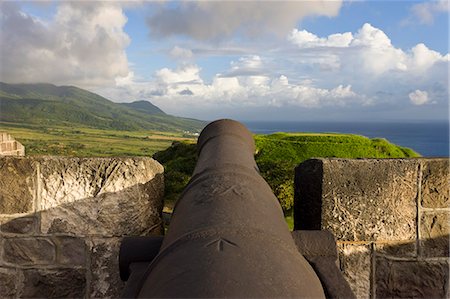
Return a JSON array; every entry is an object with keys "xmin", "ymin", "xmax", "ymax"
[{"xmin": 241, "ymin": 120, "xmax": 449, "ymax": 158}]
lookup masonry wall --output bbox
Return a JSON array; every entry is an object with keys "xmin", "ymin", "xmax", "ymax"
[
  {"xmin": 295, "ymin": 158, "xmax": 449, "ymax": 298},
  {"xmin": 0, "ymin": 156, "xmax": 164, "ymax": 298},
  {"xmin": 0, "ymin": 133, "xmax": 25, "ymax": 156}
]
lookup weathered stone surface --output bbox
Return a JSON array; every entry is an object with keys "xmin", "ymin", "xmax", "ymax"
[
  {"xmin": 338, "ymin": 244, "xmax": 372, "ymax": 299},
  {"xmin": 89, "ymin": 238, "xmax": 124, "ymax": 298},
  {"xmin": 54, "ymin": 236, "xmax": 86, "ymax": 265},
  {"xmin": 420, "ymin": 211, "xmax": 449, "ymax": 257},
  {"xmin": 40, "ymin": 200, "xmax": 97, "ymax": 236},
  {"xmin": 296, "ymin": 159, "xmax": 418, "ymax": 242},
  {"xmin": 0, "ymin": 158, "xmax": 36, "ymax": 214},
  {"xmin": 2, "ymin": 238, "xmax": 55, "ymax": 265},
  {"xmin": 421, "ymin": 159, "xmax": 449, "ymax": 208},
  {"xmin": 41, "ymin": 174, "xmax": 164, "ymax": 236},
  {"xmin": 1, "ymin": 216, "xmax": 37, "ymax": 235},
  {"xmin": 20, "ymin": 268, "xmax": 85, "ymax": 298},
  {"xmin": 39, "ymin": 157, "xmax": 164, "ymax": 210},
  {"xmin": 0, "ymin": 267, "xmax": 17, "ymax": 298},
  {"xmin": 376, "ymin": 256, "xmax": 449, "ymax": 298},
  {"xmin": 375, "ymin": 241, "xmax": 416, "ymax": 257},
  {"xmin": 39, "ymin": 157, "xmax": 164, "ymax": 236}
]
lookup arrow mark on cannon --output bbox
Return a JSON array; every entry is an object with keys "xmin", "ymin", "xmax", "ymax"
[{"xmin": 206, "ymin": 238, "xmax": 238, "ymax": 252}]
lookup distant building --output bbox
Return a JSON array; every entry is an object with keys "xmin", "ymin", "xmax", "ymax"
[{"xmin": 0, "ymin": 132, "xmax": 25, "ymax": 156}]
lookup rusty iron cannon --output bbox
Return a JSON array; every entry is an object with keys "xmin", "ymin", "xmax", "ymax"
[{"xmin": 119, "ymin": 119, "xmax": 354, "ymax": 298}]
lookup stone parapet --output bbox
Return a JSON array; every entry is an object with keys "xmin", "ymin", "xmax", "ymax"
[
  {"xmin": 295, "ymin": 158, "xmax": 449, "ymax": 298},
  {"xmin": 0, "ymin": 156, "xmax": 164, "ymax": 298}
]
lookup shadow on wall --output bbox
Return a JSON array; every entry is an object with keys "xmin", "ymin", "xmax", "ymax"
[
  {"xmin": 0, "ymin": 178, "xmax": 164, "ymax": 298},
  {"xmin": 339, "ymin": 235, "xmax": 449, "ymax": 299},
  {"xmin": 0, "ymin": 156, "xmax": 165, "ymax": 298}
]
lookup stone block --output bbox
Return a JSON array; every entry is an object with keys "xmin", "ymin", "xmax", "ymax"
[
  {"xmin": 2, "ymin": 238, "xmax": 55, "ymax": 265},
  {"xmin": 0, "ymin": 267, "xmax": 17, "ymax": 298},
  {"xmin": 38, "ymin": 157, "xmax": 164, "ymax": 210},
  {"xmin": 54, "ymin": 236, "xmax": 86, "ymax": 266},
  {"xmin": 337, "ymin": 244, "xmax": 372, "ymax": 299},
  {"xmin": 89, "ymin": 238, "xmax": 124, "ymax": 298},
  {"xmin": 40, "ymin": 200, "xmax": 97, "ymax": 236},
  {"xmin": 40, "ymin": 174, "xmax": 164, "ymax": 236},
  {"xmin": 421, "ymin": 159, "xmax": 449, "ymax": 208},
  {"xmin": 420, "ymin": 211, "xmax": 449, "ymax": 257},
  {"xmin": 0, "ymin": 158, "xmax": 36, "ymax": 214},
  {"xmin": 376, "ymin": 256, "xmax": 449, "ymax": 298},
  {"xmin": 375, "ymin": 241, "xmax": 416, "ymax": 257},
  {"xmin": 296, "ymin": 159, "xmax": 418, "ymax": 242},
  {"xmin": 39, "ymin": 157, "xmax": 164, "ymax": 237},
  {"xmin": 20, "ymin": 268, "xmax": 86, "ymax": 298},
  {"xmin": 1, "ymin": 216, "xmax": 37, "ymax": 235}
]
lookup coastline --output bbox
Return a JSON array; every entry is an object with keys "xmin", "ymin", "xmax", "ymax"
[{"xmin": 242, "ymin": 120, "xmax": 449, "ymax": 157}]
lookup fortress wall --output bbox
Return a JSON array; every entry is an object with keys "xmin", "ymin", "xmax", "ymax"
[
  {"xmin": 295, "ymin": 158, "xmax": 449, "ymax": 298},
  {"xmin": 0, "ymin": 156, "xmax": 164, "ymax": 298}
]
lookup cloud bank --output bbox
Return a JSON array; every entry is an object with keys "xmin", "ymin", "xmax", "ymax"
[
  {"xmin": 147, "ymin": 1, "xmax": 342, "ymax": 40},
  {"xmin": 0, "ymin": 2, "xmax": 130, "ymax": 87},
  {"xmin": 99, "ymin": 22, "xmax": 448, "ymax": 120},
  {"xmin": 1, "ymin": 2, "xmax": 448, "ymax": 121}
]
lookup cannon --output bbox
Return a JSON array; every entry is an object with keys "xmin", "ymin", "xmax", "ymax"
[{"xmin": 119, "ymin": 119, "xmax": 354, "ymax": 298}]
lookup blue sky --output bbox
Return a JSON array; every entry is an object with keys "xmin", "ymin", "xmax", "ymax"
[{"xmin": 1, "ymin": 1, "xmax": 449, "ymax": 121}]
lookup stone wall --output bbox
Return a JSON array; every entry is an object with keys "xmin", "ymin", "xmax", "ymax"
[
  {"xmin": 295, "ymin": 158, "xmax": 449, "ymax": 298},
  {"xmin": 0, "ymin": 133, "xmax": 25, "ymax": 156},
  {"xmin": 0, "ymin": 156, "xmax": 164, "ymax": 298}
]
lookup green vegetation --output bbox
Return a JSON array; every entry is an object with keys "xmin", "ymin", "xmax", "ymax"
[
  {"xmin": 0, "ymin": 82, "xmax": 205, "ymax": 132},
  {"xmin": 154, "ymin": 132, "xmax": 420, "ymax": 218},
  {"xmin": 153, "ymin": 141, "xmax": 198, "ymax": 209},
  {"xmin": 0, "ymin": 122, "xmax": 196, "ymax": 157},
  {"xmin": 254, "ymin": 133, "xmax": 420, "ymax": 212}
]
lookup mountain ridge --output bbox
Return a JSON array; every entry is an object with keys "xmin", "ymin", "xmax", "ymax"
[{"xmin": 0, "ymin": 82, "xmax": 205, "ymax": 132}]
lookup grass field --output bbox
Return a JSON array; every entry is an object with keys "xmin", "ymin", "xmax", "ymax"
[{"xmin": 0, "ymin": 121, "xmax": 196, "ymax": 157}]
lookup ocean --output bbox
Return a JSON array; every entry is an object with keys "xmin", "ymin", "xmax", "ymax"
[{"xmin": 242, "ymin": 121, "xmax": 449, "ymax": 157}]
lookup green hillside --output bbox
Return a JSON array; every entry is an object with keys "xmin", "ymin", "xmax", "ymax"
[
  {"xmin": 0, "ymin": 82, "xmax": 205, "ymax": 132},
  {"xmin": 254, "ymin": 133, "xmax": 419, "ymax": 212},
  {"xmin": 154, "ymin": 133, "xmax": 420, "ymax": 213},
  {"xmin": 119, "ymin": 100, "xmax": 165, "ymax": 115}
]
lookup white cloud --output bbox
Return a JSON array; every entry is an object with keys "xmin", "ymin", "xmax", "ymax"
[
  {"xmin": 147, "ymin": 1, "xmax": 343, "ymax": 40},
  {"xmin": 288, "ymin": 29, "xmax": 353, "ymax": 48},
  {"xmin": 0, "ymin": 2, "xmax": 130, "ymax": 87},
  {"xmin": 106, "ymin": 57, "xmax": 368, "ymax": 115},
  {"xmin": 155, "ymin": 65, "xmax": 202, "ymax": 85},
  {"xmin": 411, "ymin": 0, "xmax": 449, "ymax": 24},
  {"xmin": 169, "ymin": 46, "xmax": 193, "ymax": 61},
  {"xmin": 288, "ymin": 23, "xmax": 409, "ymax": 76},
  {"xmin": 222, "ymin": 55, "xmax": 266, "ymax": 77},
  {"xmin": 409, "ymin": 43, "xmax": 449, "ymax": 71},
  {"xmin": 409, "ymin": 90, "xmax": 430, "ymax": 105},
  {"xmin": 287, "ymin": 23, "xmax": 449, "ymax": 79}
]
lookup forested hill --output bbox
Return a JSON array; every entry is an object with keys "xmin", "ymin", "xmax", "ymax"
[{"xmin": 0, "ymin": 82, "xmax": 205, "ymax": 132}]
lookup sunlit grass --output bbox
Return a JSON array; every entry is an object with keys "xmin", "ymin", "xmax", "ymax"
[{"xmin": 0, "ymin": 121, "xmax": 196, "ymax": 157}]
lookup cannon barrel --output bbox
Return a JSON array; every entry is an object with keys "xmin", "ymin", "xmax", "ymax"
[{"xmin": 120, "ymin": 119, "xmax": 341, "ymax": 298}]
